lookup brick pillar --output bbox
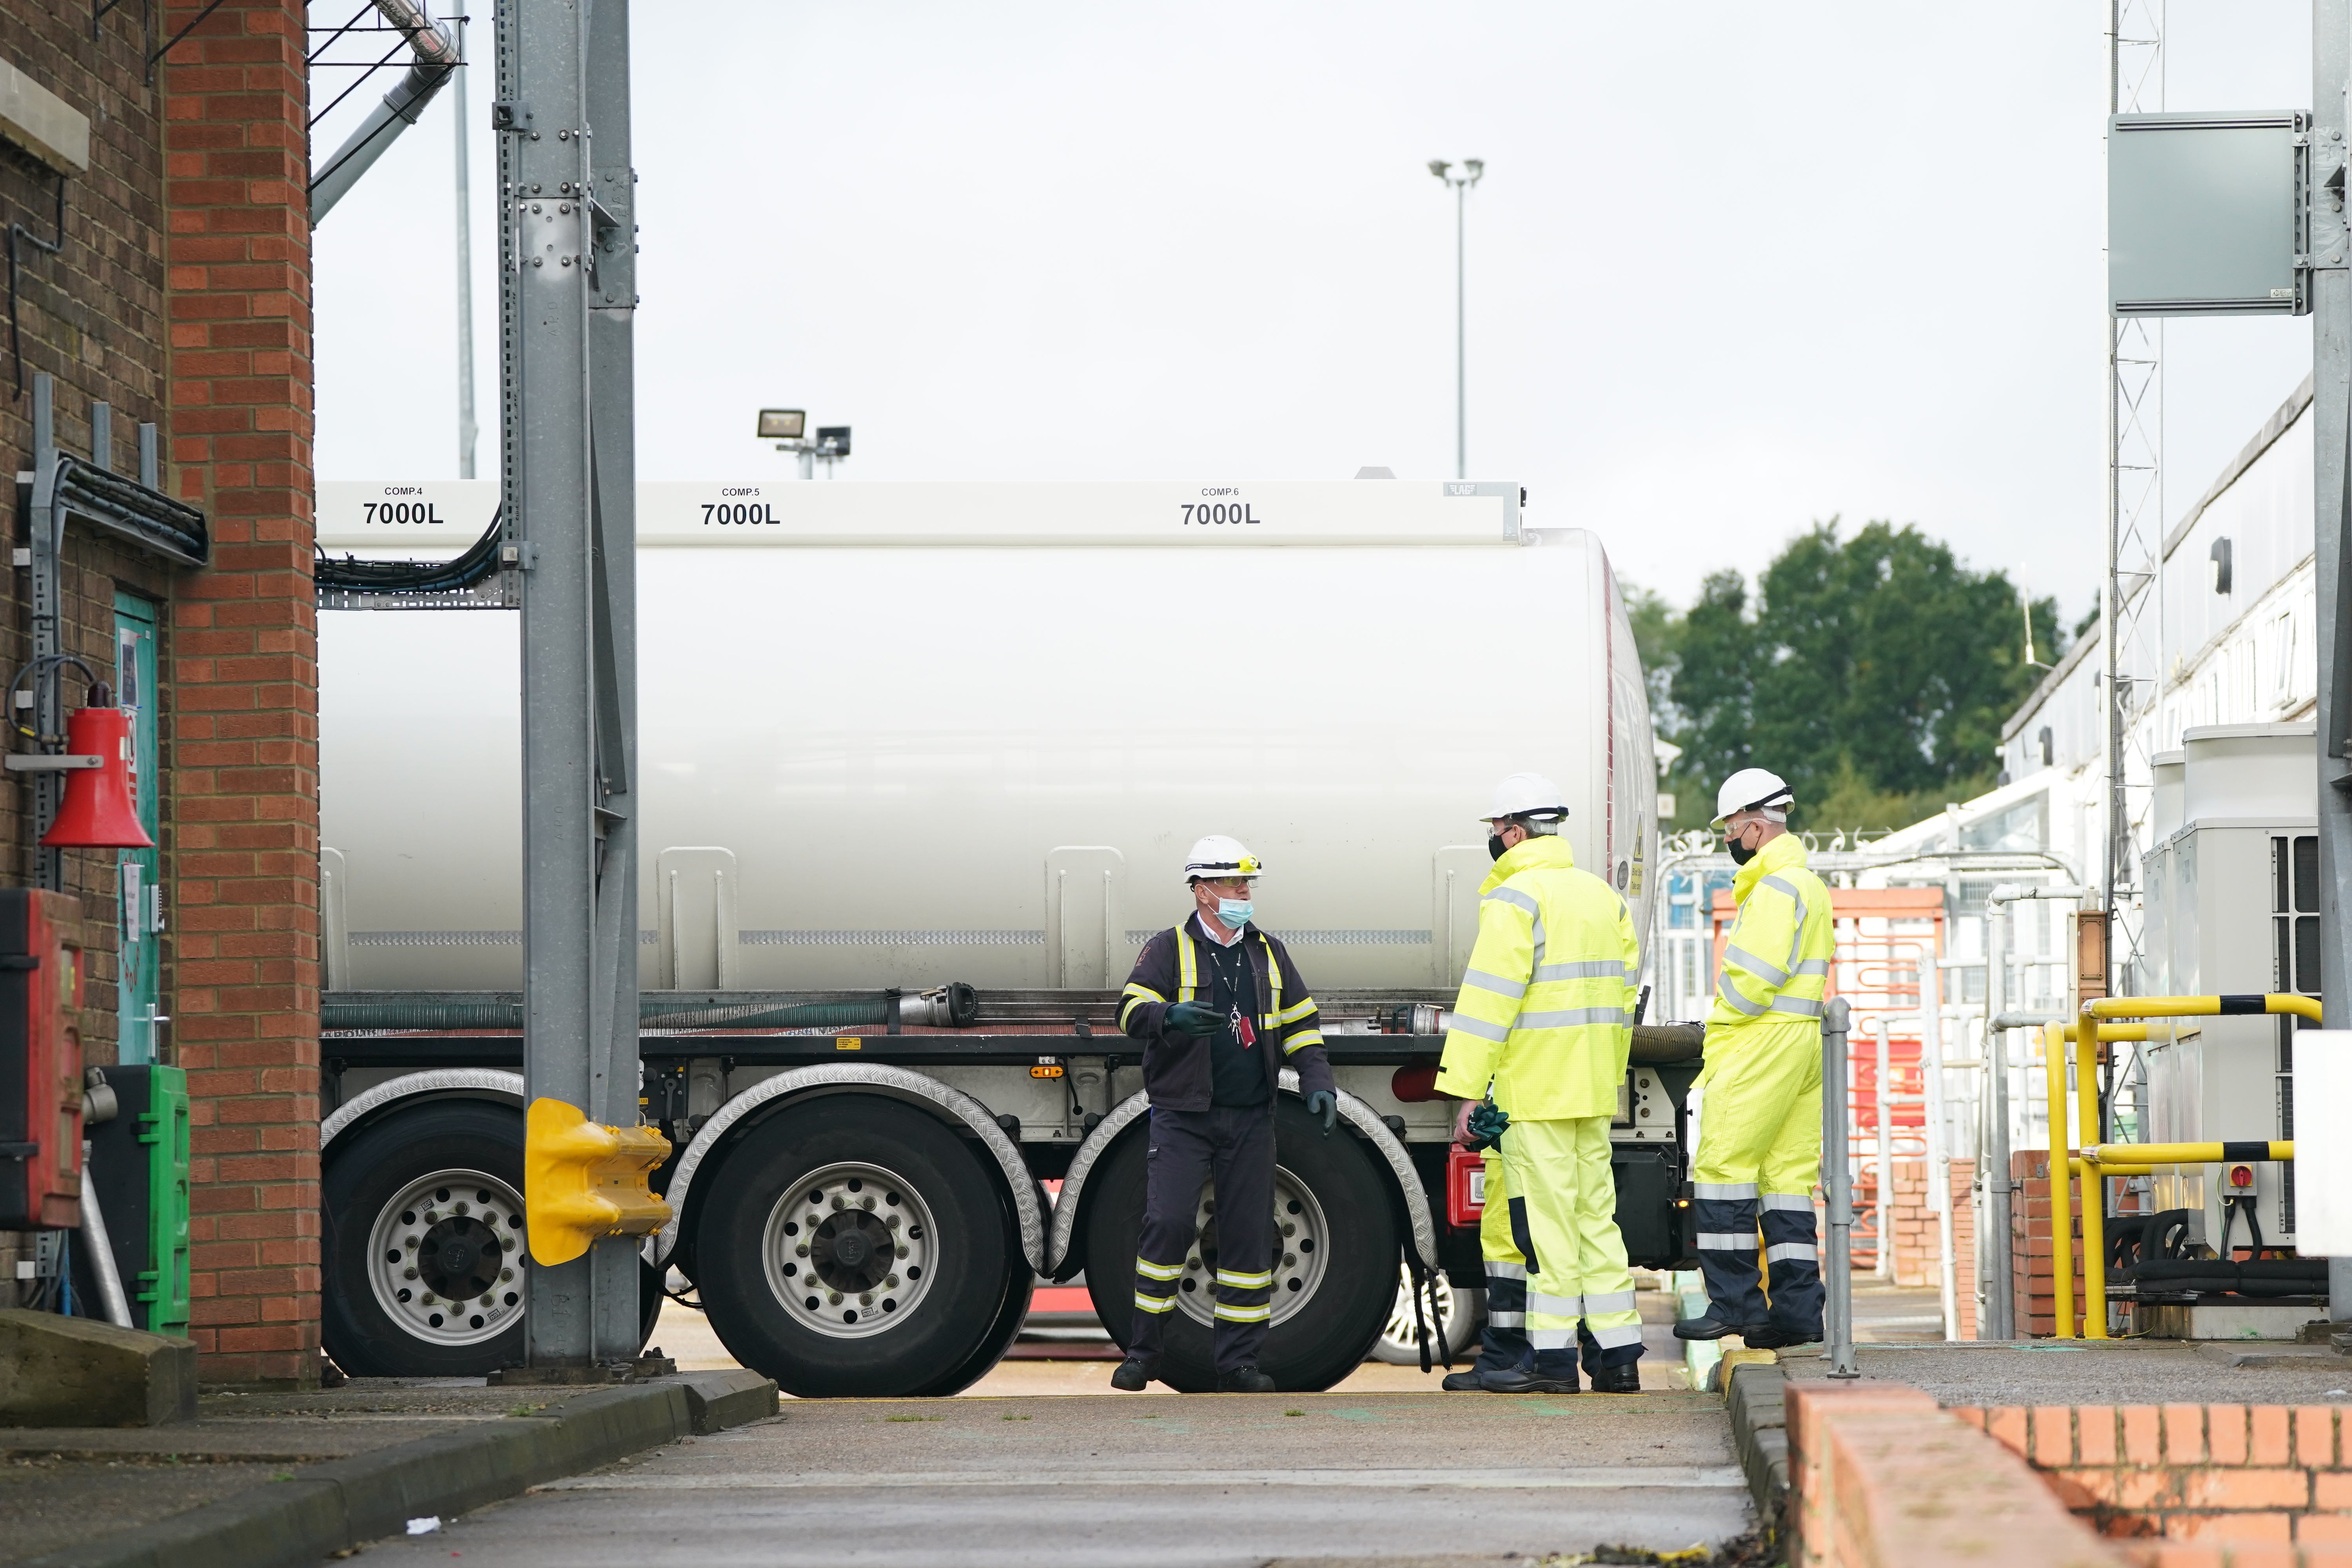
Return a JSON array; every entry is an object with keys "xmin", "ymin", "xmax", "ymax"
[
  {"xmin": 1884, "ymin": 1156, "xmax": 1978, "ymax": 1339},
  {"xmin": 160, "ymin": 0, "xmax": 319, "ymax": 1386},
  {"xmin": 2011, "ymin": 1149, "xmax": 2087, "ymax": 1340}
]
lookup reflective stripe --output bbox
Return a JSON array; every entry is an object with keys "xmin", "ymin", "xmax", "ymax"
[
  {"xmin": 1174, "ymin": 927, "xmax": 1197, "ymax": 1002},
  {"xmin": 1215, "ymin": 1269, "xmax": 1274, "ymax": 1289},
  {"xmin": 1764, "ymin": 1242, "xmax": 1818, "ymax": 1264},
  {"xmin": 1213, "ymin": 1301, "xmax": 1272, "ymax": 1323},
  {"xmin": 1715, "ymin": 973, "xmax": 1766, "ymax": 1016},
  {"xmin": 1696, "ymin": 1232, "xmax": 1756, "ymax": 1250},
  {"xmin": 1528, "ymin": 1290, "xmax": 1584, "ymax": 1316},
  {"xmin": 1622, "ymin": 964, "xmax": 1642, "ymax": 985},
  {"xmin": 1586, "ymin": 1322, "xmax": 1645, "ymax": 1349},
  {"xmin": 1694, "ymin": 1182, "xmax": 1759, "ymax": 1200},
  {"xmin": 1448, "ymin": 1014, "xmax": 1510, "ymax": 1043},
  {"xmin": 1724, "ymin": 944, "xmax": 1789, "ymax": 987},
  {"xmin": 1484, "ymin": 1262, "xmax": 1527, "ymax": 1281},
  {"xmin": 1485, "ymin": 886, "xmax": 1541, "ymax": 918},
  {"xmin": 1123, "ymin": 983, "xmax": 1167, "ymax": 1004},
  {"xmin": 1769, "ymin": 996, "xmax": 1824, "ymax": 1017},
  {"xmin": 1462, "ymin": 967, "xmax": 1529, "ymax": 1000},
  {"xmin": 1485, "ymin": 1310, "xmax": 1526, "ymax": 1327},
  {"xmin": 1517, "ymin": 1007, "xmax": 1627, "ymax": 1029},
  {"xmin": 1134, "ymin": 1292, "xmax": 1176, "ymax": 1314},
  {"xmin": 1532, "ymin": 913, "xmax": 1547, "ymax": 967},
  {"xmin": 1582, "ymin": 1290, "xmax": 1638, "ymax": 1315},
  {"xmin": 1530, "ymin": 959, "xmax": 1622, "ymax": 981},
  {"xmin": 1259, "ymin": 933, "xmax": 1283, "ymax": 1021},
  {"xmin": 1793, "ymin": 959, "xmax": 1829, "ymax": 976},
  {"xmin": 1134, "ymin": 1258, "xmax": 1184, "ymax": 1281},
  {"xmin": 1530, "ymin": 1330, "xmax": 1577, "ymax": 1350},
  {"xmin": 1757, "ymin": 875, "xmax": 1808, "ymax": 907},
  {"xmin": 1273, "ymin": 996, "xmax": 1317, "ymax": 1025},
  {"xmin": 1760, "ymin": 1194, "xmax": 1815, "ymax": 1212},
  {"xmin": 1283, "ymin": 1030, "xmax": 1323, "ymax": 1054},
  {"xmin": 1118, "ymin": 996, "xmax": 1151, "ymax": 1031}
]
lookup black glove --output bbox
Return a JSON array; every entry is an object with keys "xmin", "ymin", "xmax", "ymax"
[
  {"xmin": 1464, "ymin": 1099, "xmax": 1510, "ymax": 1152},
  {"xmin": 1164, "ymin": 1001, "xmax": 1221, "ymax": 1038},
  {"xmin": 1305, "ymin": 1089, "xmax": 1338, "ymax": 1138}
]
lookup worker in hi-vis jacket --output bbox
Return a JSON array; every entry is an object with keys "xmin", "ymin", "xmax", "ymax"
[
  {"xmin": 1435, "ymin": 773, "xmax": 1646, "ymax": 1395},
  {"xmin": 1107, "ymin": 836, "xmax": 1339, "ymax": 1393},
  {"xmin": 1673, "ymin": 767, "xmax": 1832, "ymax": 1349}
]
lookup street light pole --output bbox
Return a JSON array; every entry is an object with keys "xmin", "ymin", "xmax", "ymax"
[{"xmin": 1428, "ymin": 159, "xmax": 1485, "ymax": 481}]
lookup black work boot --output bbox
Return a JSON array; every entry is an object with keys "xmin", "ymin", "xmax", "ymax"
[
  {"xmin": 1742, "ymin": 1325, "xmax": 1822, "ymax": 1352},
  {"xmin": 1672, "ymin": 1315, "xmax": 1762, "ymax": 1341},
  {"xmin": 1479, "ymin": 1354, "xmax": 1578, "ymax": 1394},
  {"xmin": 1585, "ymin": 1361, "xmax": 1642, "ymax": 1394},
  {"xmin": 1109, "ymin": 1356, "xmax": 1157, "ymax": 1392},
  {"xmin": 1216, "ymin": 1365, "xmax": 1277, "ymax": 1393}
]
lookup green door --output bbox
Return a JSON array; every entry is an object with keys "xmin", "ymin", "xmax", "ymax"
[{"xmin": 114, "ymin": 595, "xmax": 162, "ymax": 1065}]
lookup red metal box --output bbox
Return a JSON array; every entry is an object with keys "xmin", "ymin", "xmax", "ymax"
[
  {"xmin": 1446, "ymin": 1144, "xmax": 1487, "ymax": 1228},
  {"xmin": 0, "ymin": 890, "xmax": 85, "ymax": 1229}
]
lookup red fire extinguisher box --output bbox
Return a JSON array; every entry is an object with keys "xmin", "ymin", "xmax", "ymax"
[
  {"xmin": 1447, "ymin": 1145, "xmax": 1488, "ymax": 1228},
  {"xmin": 0, "ymin": 890, "xmax": 84, "ymax": 1229}
]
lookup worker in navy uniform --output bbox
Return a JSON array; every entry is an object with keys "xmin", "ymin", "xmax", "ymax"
[{"xmin": 1108, "ymin": 835, "xmax": 1340, "ymax": 1393}]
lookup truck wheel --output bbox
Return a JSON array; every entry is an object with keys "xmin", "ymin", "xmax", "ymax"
[
  {"xmin": 323, "ymin": 1100, "xmax": 527, "ymax": 1377},
  {"xmin": 1368, "ymin": 1266, "xmax": 1483, "ymax": 1364},
  {"xmin": 695, "ymin": 1094, "xmax": 1023, "ymax": 1398},
  {"xmin": 1081, "ymin": 1097, "xmax": 1397, "ymax": 1393}
]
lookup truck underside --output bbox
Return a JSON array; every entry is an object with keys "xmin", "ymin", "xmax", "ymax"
[{"xmin": 315, "ymin": 989, "xmax": 1704, "ymax": 1395}]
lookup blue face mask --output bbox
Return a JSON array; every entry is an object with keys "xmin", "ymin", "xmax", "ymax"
[{"xmin": 1216, "ymin": 897, "xmax": 1254, "ymax": 929}]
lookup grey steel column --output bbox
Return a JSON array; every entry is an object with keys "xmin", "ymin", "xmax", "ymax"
[
  {"xmin": 454, "ymin": 16, "xmax": 478, "ymax": 479},
  {"xmin": 1823, "ymin": 998, "xmax": 1857, "ymax": 1376},
  {"xmin": 1984, "ymin": 898, "xmax": 2014, "ymax": 1339},
  {"xmin": 582, "ymin": 0, "xmax": 641, "ymax": 1359},
  {"xmin": 27, "ymin": 374, "xmax": 64, "ymax": 893},
  {"xmin": 499, "ymin": 0, "xmax": 640, "ymax": 1367},
  {"xmin": 2314, "ymin": 0, "xmax": 2352, "ymax": 1327}
]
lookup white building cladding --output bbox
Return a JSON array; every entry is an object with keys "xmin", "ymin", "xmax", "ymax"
[{"xmin": 1999, "ymin": 374, "xmax": 2318, "ymax": 850}]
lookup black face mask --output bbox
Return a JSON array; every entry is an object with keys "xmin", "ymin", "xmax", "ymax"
[
  {"xmin": 1487, "ymin": 834, "xmax": 1509, "ymax": 862},
  {"xmin": 1727, "ymin": 837, "xmax": 1757, "ymax": 866}
]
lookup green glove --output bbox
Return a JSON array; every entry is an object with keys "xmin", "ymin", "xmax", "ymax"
[
  {"xmin": 1164, "ymin": 1001, "xmax": 1220, "ymax": 1038},
  {"xmin": 1305, "ymin": 1089, "xmax": 1338, "ymax": 1138},
  {"xmin": 1465, "ymin": 1098, "xmax": 1510, "ymax": 1151}
]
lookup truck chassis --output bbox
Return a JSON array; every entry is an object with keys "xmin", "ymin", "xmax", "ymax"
[{"xmin": 316, "ymin": 990, "xmax": 1702, "ymax": 1395}]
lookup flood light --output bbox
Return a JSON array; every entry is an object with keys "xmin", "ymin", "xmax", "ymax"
[{"xmin": 757, "ymin": 408, "xmax": 806, "ymax": 440}]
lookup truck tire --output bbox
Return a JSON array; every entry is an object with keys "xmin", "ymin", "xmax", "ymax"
[
  {"xmin": 323, "ymin": 1100, "xmax": 527, "ymax": 1377},
  {"xmin": 1368, "ymin": 1266, "xmax": 1483, "ymax": 1364},
  {"xmin": 1081, "ymin": 1097, "xmax": 1397, "ymax": 1393},
  {"xmin": 695, "ymin": 1094, "xmax": 1024, "ymax": 1398}
]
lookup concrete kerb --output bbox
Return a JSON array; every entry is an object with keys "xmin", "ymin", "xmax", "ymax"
[
  {"xmin": 1723, "ymin": 1357, "xmax": 1791, "ymax": 1547},
  {"xmin": 16, "ymin": 1370, "xmax": 778, "ymax": 1568}
]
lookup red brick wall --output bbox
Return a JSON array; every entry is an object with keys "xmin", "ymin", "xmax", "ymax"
[
  {"xmin": 1958, "ymin": 1402, "xmax": 2352, "ymax": 1559},
  {"xmin": 1786, "ymin": 1381, "xmax": 2132, "ymax": 1567},
  {"xmin": 2011, "ymin": 1150, "xmax": 2091, "ymax": 1340},
  {"xmin": 1886, "ymin": 1156, "xmax": 1977, "ymax": 1338},
  {"xmin": 159, "ymin": 0, "xmax": 318, "ymax": 1387}
]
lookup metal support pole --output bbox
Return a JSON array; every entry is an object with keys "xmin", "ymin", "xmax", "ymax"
[
  {"xmin": 27, "ymin": 373, "xmax": 65, "ymax": 893},
  {"xmin": 1824, "ymin": 997, "xmax": 1857, "ymax": 1376},
  {"xmin": 1874, "ymin": 1016, "xmax": 1893, "ymax": 1280},
  {"xmin": 2077, "ymin": 1014, "xmax": 2110, "ymax": 1339},
  {"xmin": 1920, "ymin": 957, "xmax": 1959, "ymax": 1339},
  {"xmin": 2314, "ymin": 0, "xmax": 2352, "ymax": 1333},
  {"xmin": 454, "ymin": 15, "xmax": 477, "ymax": 479},
  {"xmin": 502, "ymin": 0, "xmax": 641, "ymax": 1367},
  {"xmin": 1454, "ymin": 177, "xmax": 1466, "ymax": 482},
  {"xmin": 1985, "ymin": 900, "xmax": 2014, "ymax": 1338}
]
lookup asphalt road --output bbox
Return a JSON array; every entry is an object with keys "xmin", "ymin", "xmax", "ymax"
[{"xmin": 347, "ymin": 1388, "xmax": 1751, "ymax": 1566}]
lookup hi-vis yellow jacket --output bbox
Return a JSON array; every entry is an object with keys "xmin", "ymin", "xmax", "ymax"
[
  {"xmin": 1705, "ymin": 831, "xmax": 1833, "ymax": 1036},
  {"xmin": 1434, "ymin": 835, "xmax": 1641, "ymax": 1121}
]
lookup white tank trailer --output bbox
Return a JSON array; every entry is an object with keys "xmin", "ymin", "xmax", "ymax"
[{"xmin": 312, "ymin": 480, "xmax": 1702, "ymax": 1395}]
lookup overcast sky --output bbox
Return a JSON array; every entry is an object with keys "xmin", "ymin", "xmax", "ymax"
[{"xmin": 309, "ymin": 2, "xmax": 2316, "ymax": 620}]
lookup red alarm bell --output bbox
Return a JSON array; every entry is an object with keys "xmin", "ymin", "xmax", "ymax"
[{"xmin": 42, "ymin": 704, "xmax": 152, "ymax": 849}]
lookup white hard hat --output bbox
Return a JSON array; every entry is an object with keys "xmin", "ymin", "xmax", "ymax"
[
  {"xmin": 1482, "ymin": 771, "xmax": 1569, "ymax": 824},
  {"xmin": 1184, "ymin": 835, "xmax": 1262, "ymax": 882},
  {"xmin": 1713, "ymin": 767, "xmax": 1794, "ymax": 824}
]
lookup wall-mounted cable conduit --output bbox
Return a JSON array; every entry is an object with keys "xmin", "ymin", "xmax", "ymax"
[
  {"xmin": 315, "ymin": 502, "xmax": 508, "ymax": 609},
  {"xmin": 309, "ymin": 0, "xmax": 460, "ymax": 223}
]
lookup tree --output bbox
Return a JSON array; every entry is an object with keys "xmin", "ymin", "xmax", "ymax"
[{"xmin": 1647, "ymin": 520, "xmax": 2066, "ymax": 833}]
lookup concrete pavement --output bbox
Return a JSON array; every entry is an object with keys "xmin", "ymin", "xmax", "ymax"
[{"xmin": 347, "ymin": 1388, "xmax": 1753, "ymax": 1567}]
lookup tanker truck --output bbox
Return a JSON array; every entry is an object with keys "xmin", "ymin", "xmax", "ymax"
[{"xmin": 312, "ymin": 479, "xmax": 1700, "ymax": 1395}]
